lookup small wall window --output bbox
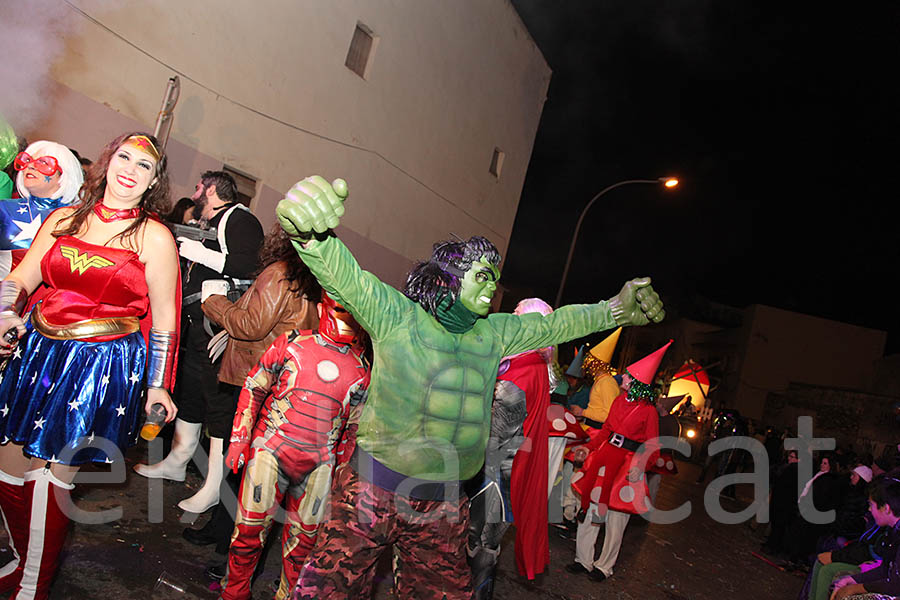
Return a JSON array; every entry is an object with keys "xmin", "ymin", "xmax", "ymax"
[
  {"xmin": 223, "ymin": 165, "xmax": 257, "ymax": 208},
  {"xmin": 346, "ymin": 22, "xmax": 377, "ymax": 79},
  {"xmin": 489, "ymin": 148, "xmax": 505, "ymax": 179}
]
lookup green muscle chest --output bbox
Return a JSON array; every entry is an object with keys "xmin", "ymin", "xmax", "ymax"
[{"xmin": 417, "ymin": 311, "xmax": 499, "ymax": 451}]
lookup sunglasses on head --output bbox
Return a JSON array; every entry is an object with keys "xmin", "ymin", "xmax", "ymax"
[{"xmin": 14, "ymin": 152, "xmax": 62, "ymax": 177}]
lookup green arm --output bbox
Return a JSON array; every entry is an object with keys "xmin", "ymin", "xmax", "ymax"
[
  {"xmin": 490, "ymin": 302, "xmax": 618, "ymax": 357},
  {"xmin": 290, "ymin": 235, "xmax": 409, "ymax": 342},
  {"xmin": 277, "ymin": 175, "xmax": 409, "ymax": 339}
]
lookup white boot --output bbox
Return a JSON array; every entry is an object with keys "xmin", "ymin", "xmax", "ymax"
[
  {"xmin": 133, "ymin": 419, "xmax": 202, "ymax": 481},
  {"xmin": 178, "ymin": 436, "xmax": 223, "ymax": 513}
]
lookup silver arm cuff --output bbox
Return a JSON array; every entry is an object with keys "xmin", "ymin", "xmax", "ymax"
[
  {"xmin": 147, "ymin": 328, "xmax": 177, "ymax": 390},
  {"xmin": 0, "ymin": 280, "xmax": 27, "ymax": 315}
]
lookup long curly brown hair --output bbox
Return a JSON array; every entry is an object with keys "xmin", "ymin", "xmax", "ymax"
[
  {"xmin": 53, "ymin": 131, "xmax": 171, "ymax": 249},
  {"xmin": 256, "ymin": 224, "xmax": 321, "ymax": 301}
]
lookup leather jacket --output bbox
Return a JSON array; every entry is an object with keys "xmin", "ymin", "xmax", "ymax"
[{"xmin": 201, "ymin": 260, "xmax": 319, "ymax": 386}]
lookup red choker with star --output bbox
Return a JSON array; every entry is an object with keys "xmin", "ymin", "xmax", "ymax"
[{"xmin": 93, "ymin": 203, "xmax": 142, "ymax": 222}]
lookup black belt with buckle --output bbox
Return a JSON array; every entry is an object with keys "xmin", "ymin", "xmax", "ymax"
[{"xmin": 608, "ymin": 432, "xmax": 642, "ymax": 452}]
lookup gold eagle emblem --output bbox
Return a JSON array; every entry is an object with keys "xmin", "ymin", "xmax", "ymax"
[
  {"xmin": 60, "ymin": 246, "xmax": 115, "ymax": 275},
  {"xmin": 97, "ymin": 206, "xmax": 118, "ymax": 221}
]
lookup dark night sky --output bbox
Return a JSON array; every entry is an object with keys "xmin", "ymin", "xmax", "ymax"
[{"xmin": 503, "ymin": 1, "xmax": 900, "ymax": 353}]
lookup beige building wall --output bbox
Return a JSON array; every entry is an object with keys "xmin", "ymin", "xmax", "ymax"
[
  {"xmin": 613, "ymin": 304, "xmax": 889, "ymax": 422},
  {"xmin": 2, "ymin": 0, "xmax": 550, "ymax": 287},
  {"xmin": 733, "ymin": 304, "xmax": 887, "ymax": 420}
]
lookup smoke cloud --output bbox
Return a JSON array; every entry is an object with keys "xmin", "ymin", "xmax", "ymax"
[{"xmin": 0, "ymin": 0, "xmax": 81, "ymax": 136}]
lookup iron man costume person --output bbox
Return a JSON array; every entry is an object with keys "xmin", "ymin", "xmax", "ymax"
[{"xmin": 219, "ymin": 293, "xmax": 369, "ymax": 600}]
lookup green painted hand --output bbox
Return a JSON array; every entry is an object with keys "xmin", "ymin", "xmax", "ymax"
[
  {"xmin": 607, "ymin": 277, "xmax": 665, "ymax": 326},
  {"xmin": 277, "ymin": 175, "xmax": 348, "ymax": 239}
]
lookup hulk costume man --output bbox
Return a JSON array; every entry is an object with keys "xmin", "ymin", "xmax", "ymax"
[{"xmin": 276, "ymin": 175, "xmax": 665, "ymax": 599}]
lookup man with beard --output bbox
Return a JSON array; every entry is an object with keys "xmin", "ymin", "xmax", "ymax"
[{"xmin": 135, "ymin": 171, "xmax": 264, "ymax": 514}]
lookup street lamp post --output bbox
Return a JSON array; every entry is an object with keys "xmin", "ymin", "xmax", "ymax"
[{"xmin": 554, "ymin": 177, "xmax": 678, "ymax": 308}]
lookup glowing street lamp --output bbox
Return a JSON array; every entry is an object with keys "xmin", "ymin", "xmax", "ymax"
[{"xmin": 554, "ymin": 177, "xmax": 679, "ymax": 308}]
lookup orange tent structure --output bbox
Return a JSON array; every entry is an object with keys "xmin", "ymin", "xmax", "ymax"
[{"xmin": 668, "ymin": 360, "xmax": 710, "ymax": 412}]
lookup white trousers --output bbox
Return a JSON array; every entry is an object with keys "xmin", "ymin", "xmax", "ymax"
[
  {"xmin": 561, "ymin": 462, "xmax": 579, "ymax": 521},
  {"xmin": 547, "ymin": 437, "xmax": 567, "ymax": 498},
  {"xmin": 574, "ymin": 505, "xmax": 631, "ymax": 577}
]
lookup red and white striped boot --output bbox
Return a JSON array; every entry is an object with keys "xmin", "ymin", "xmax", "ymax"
[
  {"xmin": 13, "ymin": 468, "xmax": 73, "ymax": 600},
  {"xmin": 0, "ymin": 468, "xmax": 27, "ymax": 593}
]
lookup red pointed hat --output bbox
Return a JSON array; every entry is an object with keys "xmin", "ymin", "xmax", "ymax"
[{"xmin": 626, "ymin": 339, "xmax": 673, "ymax": 385}]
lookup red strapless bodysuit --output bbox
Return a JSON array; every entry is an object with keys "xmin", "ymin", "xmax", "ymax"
[{"xmin": 38, "ymin": 236, "xmax": 149, "ymax": 341}]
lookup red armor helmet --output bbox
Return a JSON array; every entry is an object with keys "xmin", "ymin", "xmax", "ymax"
[{"xmin": 319, "ymin": 292, "xmax": 361, "ymax": 345}]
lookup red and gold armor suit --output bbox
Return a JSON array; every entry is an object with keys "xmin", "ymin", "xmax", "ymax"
[{"xmin": 221, "ymin": 327, "xmax": 369, "ymax": 600}]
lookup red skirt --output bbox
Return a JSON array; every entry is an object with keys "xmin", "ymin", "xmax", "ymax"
[{"xmin": 570, "ymin": 442, "xmax": 628, "ymax": 510}]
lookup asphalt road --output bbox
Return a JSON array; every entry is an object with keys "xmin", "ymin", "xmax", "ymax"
[{"xmin": 0, "ymin": 442, "xmax": 802, "ymax": 599}]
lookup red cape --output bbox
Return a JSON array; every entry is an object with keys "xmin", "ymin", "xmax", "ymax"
[{"xmin": 501, "ymin": 351, "xmax": 550, "ymax": 580}]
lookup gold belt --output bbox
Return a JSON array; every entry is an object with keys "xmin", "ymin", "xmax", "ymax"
[{"xmin": 31, "ymin": 304, "xmax": 140, "ymax": 341}]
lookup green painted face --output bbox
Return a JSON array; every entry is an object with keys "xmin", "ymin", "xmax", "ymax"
[{"xmin": 458, "ymin": 257, "xmax": 500, "ymax": 316}]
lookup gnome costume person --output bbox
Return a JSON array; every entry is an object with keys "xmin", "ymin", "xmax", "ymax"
[
  {"xmin": 566, "ymin": 340, "xmax": 672, "ymax": 582},
  {"xmin": 547, "ymin": 401, "xmax": 591, "ymax": 538},
  {"xmin": 581, "ymin": 327, "xmax": 622, "ymax": 430},
  {"xmin": 553, "ymin": 328, "xmax": 624, "ymax": 529},
  {"xmin": 564, "ymin": 346, "xmax": 590, "ymax": 412},
  {"xmin": 547, "ymin": 403, "xmax": 590, "ymax": 495},
  {"xmin": 549, "ymin": 342, "xmax": 596, "ymax": 491}
]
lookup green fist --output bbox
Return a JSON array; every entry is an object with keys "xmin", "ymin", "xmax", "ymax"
[
  {"xmin": 277, "ymin": 175, "xmax": 348, "ymax": 239},
  {"xmin": 607, "ymin": 277, "xmax": 665, "ymax": 326}
]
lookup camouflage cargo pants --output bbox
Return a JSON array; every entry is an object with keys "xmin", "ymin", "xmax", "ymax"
[{"xmin": 293, "ymin": 461, "xmax": 473, "ymax": 599}]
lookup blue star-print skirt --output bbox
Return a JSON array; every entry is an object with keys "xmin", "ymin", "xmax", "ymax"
[{"xmin": 0, "ymin": 318, "xmax": 146, "ymax": 465}]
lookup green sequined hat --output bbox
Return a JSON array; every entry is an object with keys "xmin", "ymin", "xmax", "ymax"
[{"xmin": 625, "ymin": 339, "xmax": 672, "ymax": 402}]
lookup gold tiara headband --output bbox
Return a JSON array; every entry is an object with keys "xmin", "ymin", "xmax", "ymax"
[{"xmin": 123, "ymin": 135, "xmax": 161, "ymax": 162}]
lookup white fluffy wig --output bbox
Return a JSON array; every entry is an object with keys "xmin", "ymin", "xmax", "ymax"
[{"xmin": 15, "ymin": 140, "xmax": 83, "ymax": 203}]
